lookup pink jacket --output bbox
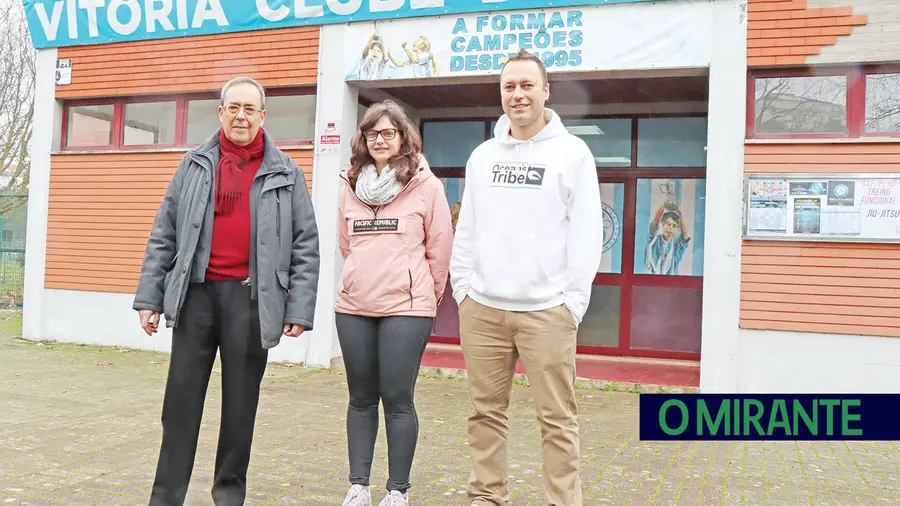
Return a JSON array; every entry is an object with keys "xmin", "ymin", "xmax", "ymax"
[{"xmin": 335, "ymin": 156, "xmax": 453, "ymax": 318}]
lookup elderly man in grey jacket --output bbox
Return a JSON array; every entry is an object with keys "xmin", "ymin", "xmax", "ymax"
[{"xmin": 133, "ymin": 76, "xmax": 320, "ymax": 506}]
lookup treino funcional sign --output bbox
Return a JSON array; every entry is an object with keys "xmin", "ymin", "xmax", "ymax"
[{"xmin": 22, "ymin": 0, "xmax": 667, "ymax": 49}]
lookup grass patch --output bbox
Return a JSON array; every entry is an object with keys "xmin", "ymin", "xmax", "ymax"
[{"xmin": 0, "ymin": 310, "xmax": 21, "ymax": 335}]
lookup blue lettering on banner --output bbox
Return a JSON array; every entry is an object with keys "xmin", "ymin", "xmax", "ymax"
[
  {"xmin": 22, "ymin": 0, "xmax": 664, "ymax": 49},
  {"xmin": 449, "ymin": 10, "xmax": 584, "ymax": 73}
]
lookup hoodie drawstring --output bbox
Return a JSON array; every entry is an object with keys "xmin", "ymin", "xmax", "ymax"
[
  {"xmin": 528, "ymin": 140, "xmax": 534, "ymax": 172},
  {"xmin": 512, "ymin": 142, "xmax": 535, "ymax": 167}
]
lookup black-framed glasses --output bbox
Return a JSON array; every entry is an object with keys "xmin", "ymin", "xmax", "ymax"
[{"xmin": 364, "ymin": 128, "xmax": 399, "ymax": 141}]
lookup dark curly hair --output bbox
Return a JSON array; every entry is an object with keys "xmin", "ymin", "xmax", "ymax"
[{"xmin": 348, "ymin": 100, "xmax": 422, "ymax": 189}]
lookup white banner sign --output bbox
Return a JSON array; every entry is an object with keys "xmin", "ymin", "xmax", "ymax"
[{"xmin": 344, "ymin": 1, "xmax": 713, "ymax": 81}]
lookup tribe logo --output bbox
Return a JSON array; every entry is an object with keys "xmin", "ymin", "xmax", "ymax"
[
  {"xmin": 601, "ymin": 202, "xmax": 620, "ymax": 253},
  {"xmin": 489, "ymin": 163, "xmax": 546, "ymax": 188}
]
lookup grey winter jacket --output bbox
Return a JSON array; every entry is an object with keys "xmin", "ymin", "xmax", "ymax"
[{"xmin": 132, "ymin": 129, "xmax": 320, "ymax": 349}]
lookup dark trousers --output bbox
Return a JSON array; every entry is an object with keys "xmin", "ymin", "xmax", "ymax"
[
  {"xmin": 149, "ymin": 280, "xmax": 269, "ymax": 506},
  {"xmin": 335, "ymin": 313, "xmax": 433, "ymax": 493}
]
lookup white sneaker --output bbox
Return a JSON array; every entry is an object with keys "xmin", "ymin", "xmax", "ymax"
[
  {"xmin": 377, "ymin": 490, "xmax": 408, "ymax": 506},
  {"xmin": 342, "ymin": 484, "xmax": 371, "ymax": 506}
]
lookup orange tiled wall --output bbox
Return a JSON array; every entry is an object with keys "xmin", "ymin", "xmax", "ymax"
[
  {"xmin": 45, "ymin": 149, "xmax": 314, "ymax": 294},
  {"xmin": 50, "ymin": 28, "xmax": 320, "ymax": 294},
  {"xmin": 56, "ymin": 27, "xmax": 319, "ymax": 98},
  {"xmin": 740, "ymin": 2, "xmax": 900, "ymax": 338},
  {"xmin": 740, "ymin": 144, "xmax": 900, "ymax": 338}
]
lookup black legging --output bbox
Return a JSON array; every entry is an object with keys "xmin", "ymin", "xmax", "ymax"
[{"xmin": 335, "ymin": 313, "xmax": 433, "ymax": 493}]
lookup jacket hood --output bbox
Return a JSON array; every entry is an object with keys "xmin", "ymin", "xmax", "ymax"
[
  {"xmin": 409, "ymin": 153, "xmax": 435, "ymax": 187},
  {"xmin": 493, "ymin": 108, "xmax": 569, "ymax": 145}
]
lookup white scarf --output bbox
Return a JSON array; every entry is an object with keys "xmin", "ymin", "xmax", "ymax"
[{"xmin": 355, "ymin": 163, "xmax": 403, "ymax": 206}]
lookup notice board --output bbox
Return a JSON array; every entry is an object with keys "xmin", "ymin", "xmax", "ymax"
[{"xmin": 743, "ymin": 173, "xmax": 900, "ymax": 243}]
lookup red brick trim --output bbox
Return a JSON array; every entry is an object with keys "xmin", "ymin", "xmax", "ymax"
[{"xmin": 747, "ymin": 0, "xmax": 867, "ymax": 66}]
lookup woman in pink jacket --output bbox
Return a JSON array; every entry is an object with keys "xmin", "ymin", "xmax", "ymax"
[{"xmin": 336, "ymin": 100, "xmax": 453, "ymax": 506}]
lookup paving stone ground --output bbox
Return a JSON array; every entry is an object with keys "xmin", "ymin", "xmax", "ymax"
[{"xmin": 1, "ymin": 311, "xmax": 898, "ymax": 505}]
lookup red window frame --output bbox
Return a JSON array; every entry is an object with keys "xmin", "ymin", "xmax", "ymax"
[
  {"xmin": 747, "ymin": 64, "xmax": 900, "ymax": 140},
  {"xmin": 60, "ymin": 87, "xmax": 316, "ymax": 151}
]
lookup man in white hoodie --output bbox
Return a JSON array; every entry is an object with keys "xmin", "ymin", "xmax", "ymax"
[{"xmin": 449, "ymin": 49, "xmax": 604, "ymax": 506}]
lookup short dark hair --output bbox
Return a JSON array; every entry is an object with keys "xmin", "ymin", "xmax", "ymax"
[
  {"xmin": 662, "ymin": 211, "xmax": 681, "ymax": 224},
  {"xmin": 501, "ymin": 49, "xmax": 548, "ymax": 86}
]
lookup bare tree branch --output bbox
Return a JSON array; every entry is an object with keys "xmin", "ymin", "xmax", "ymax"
[
  {"xmin": 753, "ymin": 76, "xmax": 847, "ymax": 135},
  {"xmin": 0, "ymin": 1, "xmax": 35, "ymax": 216},
  {"xmin": 754, "ymin": 73, "xmax": 900, "ymax": 136},
  {"xmin": 865, "ymin": 74, "xmax": 900, "ymax": 132}
]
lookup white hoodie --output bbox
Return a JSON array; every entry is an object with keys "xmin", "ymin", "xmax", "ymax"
[{"xmin": 449, "ymin": 108, "xmax": 604, "ymax": 326}]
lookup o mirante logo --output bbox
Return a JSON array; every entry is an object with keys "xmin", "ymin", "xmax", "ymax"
[{"xmin": 637, "ymin": 394, "xmax": 894, "ymax": 441}]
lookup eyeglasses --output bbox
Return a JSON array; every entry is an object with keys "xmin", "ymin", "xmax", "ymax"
[
  {"xmin": 364, "ymin": 128, "xmax": 399, "ymax": 141},
  {"xmin": 224, "ymin": 104, "xmax": 261, "ymax": 117}
]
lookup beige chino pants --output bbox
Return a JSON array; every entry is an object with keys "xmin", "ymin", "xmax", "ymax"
[{"xmin": 458, "ymin": 296, "xmax": 582, "ymax": 506}]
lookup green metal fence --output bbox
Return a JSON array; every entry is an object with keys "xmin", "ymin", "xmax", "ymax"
[{"xmin": 0, "ymin": 195, "xmax": 26, "ymax": 308}]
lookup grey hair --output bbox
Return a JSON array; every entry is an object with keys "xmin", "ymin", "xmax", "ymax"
[{"xmin": 220, "ymin": 76, "xmax": 266, "ymax": 109}]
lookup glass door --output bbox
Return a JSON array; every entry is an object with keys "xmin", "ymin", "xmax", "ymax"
[
  {"xmin": 422, "ymin": 115, "xmax": 708, "ymax": 361},
  {"xmin": 421, "ymin": 120, "xmax": 486, "ymax": 344}
]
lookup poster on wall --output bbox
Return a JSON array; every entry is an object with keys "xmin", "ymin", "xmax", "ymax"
[
  {"xmin": 343, "ymin": 1, "xmax": 712, "ymax": 81},
  {"xmin": 793, "ymin": 198, "xmax": 821, "ymax": 234},
  {"xmin": 55, "ymin": 59, "xmax": 71, "ymax": 85},
  {"xmin": 747, "ymin": 180, "xmax": 788, "ymax": 234},
  {"xmin": 633, "ymin": 178, "xmax": 706, "ymax": 277},
  {"xmin": 743, "ymin": 175, "xmax": 900, "ymax": 243},
  {"xmin": 599, "ymin": 183, "xmax": 624, "ymax": 274}
]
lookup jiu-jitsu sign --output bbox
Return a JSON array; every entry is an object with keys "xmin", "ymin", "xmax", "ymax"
[{"xmin": 21, "ymin": 0, "xmax": 668, "ymax": 49}]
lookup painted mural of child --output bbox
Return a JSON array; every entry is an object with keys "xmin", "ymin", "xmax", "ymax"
[
  {"xmin": 346, "ymin": 25, "xmax": 398, "ymax": 80},
  {"xmin": 398, "ymin": 36, "xmax": 438, "ymax": 77},
  {"xmin": 645, "ymin": 199, "xmax": 691, "ymax": 275}
]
